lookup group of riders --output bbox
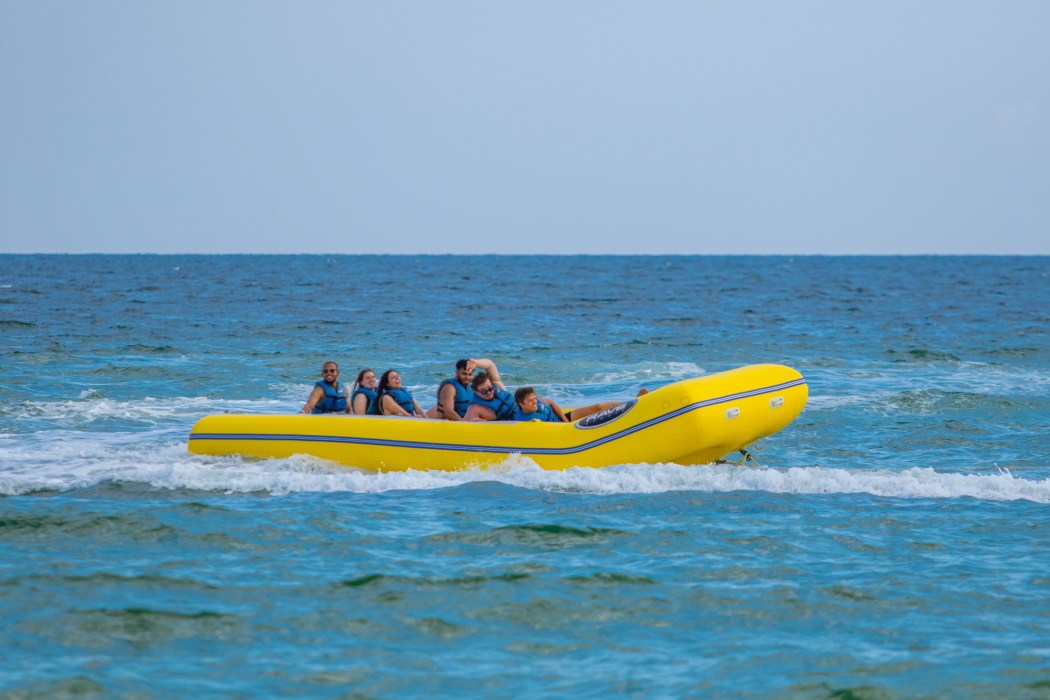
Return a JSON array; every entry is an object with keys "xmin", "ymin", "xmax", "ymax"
[{"xmin": 300, "ymin": 358, "xmax": 621, "ymax": 424}]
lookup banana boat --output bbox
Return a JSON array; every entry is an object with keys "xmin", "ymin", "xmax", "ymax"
[{"xmin": 187, "ymin": 364, "xmax": 808, "ymax": 471}]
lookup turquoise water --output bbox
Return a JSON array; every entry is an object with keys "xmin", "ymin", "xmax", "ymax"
[{"xmin": 1, "ymin": 255, "xmax": 1048, "ymax": 698}]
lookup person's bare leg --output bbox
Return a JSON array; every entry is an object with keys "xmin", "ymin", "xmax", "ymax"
[{"xmin": 565, "ymin": 401, "xmax": 620, "ymax": 421}]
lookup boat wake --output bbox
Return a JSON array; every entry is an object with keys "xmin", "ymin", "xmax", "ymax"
[
  {"xmin": 2, "ymin": 445, "xmax": 1047, "ymax": 503},
  {"xmin": 2, "ymin": 383, "xmax": 1047, "ymax": 502}
]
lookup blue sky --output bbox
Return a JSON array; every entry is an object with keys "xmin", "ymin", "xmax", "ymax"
[{"xmin": 2, "ymin": 1, "xmax": 1047, "ymax": 254}]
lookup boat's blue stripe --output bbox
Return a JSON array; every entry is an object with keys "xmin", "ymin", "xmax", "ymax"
[{"xmin": 190, "ymin": 378, "xmax": 806, "ymax": 456}]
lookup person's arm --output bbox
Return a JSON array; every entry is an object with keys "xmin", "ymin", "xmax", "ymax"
[
  {"xmin": 464, "ymin": 403, "xmax": 495, "ymax": 421},
  {"xmin": 352, "ymin": 392, "xmax": 369, "ymax": 415},
  {"xmin": 472, "ymin": 358, "xmax": 503, "ymax": 388},
  {"xmin": 301, "ymin": 386, "xmax": 325, "ymax": 414},
  {"xmin": 412, "ymin": 397, "xmax": 427, "ymax": 418},
  {"xmin": 542, "ymin": 397, "xmax": 569, "ymax": 422},
  {"xmin": 381, "ymin": 394, "xmax": 411, "ymax": 417},
  {"xmin": 436, "ymin": 383, "xmax": 462, "ymax": 421}
]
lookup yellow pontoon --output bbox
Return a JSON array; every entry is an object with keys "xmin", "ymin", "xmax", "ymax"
[{"xmin": 187, "ymin": 364, "xmax": 807, "ymax": 471}]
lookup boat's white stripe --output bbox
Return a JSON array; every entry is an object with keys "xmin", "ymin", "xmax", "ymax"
[{"xmin": 190, "ymin": 378, "xmax": 806, "ymax": 456}]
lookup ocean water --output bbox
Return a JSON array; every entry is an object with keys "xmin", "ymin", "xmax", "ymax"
[{"xmin": 1, "ymin": 254, "xmax": 1048, "ymax": 699}]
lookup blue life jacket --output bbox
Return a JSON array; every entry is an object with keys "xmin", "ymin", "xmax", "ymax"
[
  {"xmin": 379, "ymin": 387, "xmax": 416, "ymax": 415},
  {"xmin": 350, "ymin": 386, "xmax": 378, "ymax": 415},
  {"xmin": 312, "ymin": 381, "xmax": 347, "ymax": 414},
  {"xmin": 470, "ymin": 386, "xmax": 517, "ymax": 421},
  {"xmin": 514, "ymin": 401, "xmax": 561, "ymax": 423},
  {"xmin": 436, "ymin": 379, "xmax": 472, "ymax": 418}
]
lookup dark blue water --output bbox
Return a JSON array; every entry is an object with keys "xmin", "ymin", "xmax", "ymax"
[{"xmin": 2, "ymin": 255, "xmax": 1049, "ymax": 698}]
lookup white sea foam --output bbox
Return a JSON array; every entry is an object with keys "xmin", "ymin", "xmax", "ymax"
[
  {"xmin": 584, "ymin": 361, "xmax": 705, "ymax": 385},
  {"xmin": 271, "ymin": 383, "xmax": 314, "ymax": 404},
  {"xmin": 2, "ymin": 368, "xmax": 1047, "ymax": 501},
  {"xmin": 2, "ymin": 395, "xmax": 293, "ymax": 424},
  {"xmin": 801, "ymin": 362, "xmax": 1050, "ymax": 419},
  {"xmin": 803, "ymin": 393, "xmax": 883, "ymax": 410},
  {"xmin": 471, "ymin": 462, "xmax": 1050, "ymax": 503},
  {"xmin": 810, "ymin": 364, "xmax": 1050, "ymax": 401},
  {"xmin": 2, "ymin": 439, "xmax": 1047, "ymax": 502}
]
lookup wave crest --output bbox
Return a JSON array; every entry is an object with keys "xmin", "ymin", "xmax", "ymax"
[{"xmin": 2, "ymin": 449, "xmax": 1046, "ymax": 503}]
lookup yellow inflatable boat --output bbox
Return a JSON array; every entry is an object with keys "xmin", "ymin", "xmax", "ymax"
[{"xmin": 187, "ymin": 364, "xmax": 807, "ymax": 471}]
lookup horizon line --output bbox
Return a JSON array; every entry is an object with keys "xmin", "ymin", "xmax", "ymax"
[{"xmin": 1, "ymin": 251, "xmax": 1047, "ymax": 258}]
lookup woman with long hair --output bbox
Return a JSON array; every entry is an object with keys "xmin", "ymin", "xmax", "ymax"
[
  {"xmin": 349, "ymin": 368, "xmax": 378, "ymax": 415},
  {"xmin": 375, "ymin": 370, "xmax": 427, "ymax": 418}
]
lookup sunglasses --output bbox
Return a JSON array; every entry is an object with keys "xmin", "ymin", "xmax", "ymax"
[{"xmin": 477, "ymin": 385, "xmax": 495, "ymax": 395}]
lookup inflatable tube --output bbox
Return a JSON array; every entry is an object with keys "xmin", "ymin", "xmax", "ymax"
[{"xmin": 187, "ymin": 364, "xmax": 808, "ymax": 471}]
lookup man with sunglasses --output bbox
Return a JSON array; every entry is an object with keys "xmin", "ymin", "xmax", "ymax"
[
  {"xmin": 426, "ymin": 358, "xmax": 504, "ymax": 420},
  {"xmin": 463, "ymin": 371, "xmax": 519, "ymax": 421},
  {"xmin": 300, "ymin": 361, "xmax": 350, "ymax": 414},
  {"xmin": 463, "ymin": 368, "xmax": 629, "ymax": 423}
]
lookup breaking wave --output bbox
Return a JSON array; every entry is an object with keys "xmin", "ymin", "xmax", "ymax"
[{"xmin": 2, "ymin": 445, "xmax": 1046, "ymax": 503}]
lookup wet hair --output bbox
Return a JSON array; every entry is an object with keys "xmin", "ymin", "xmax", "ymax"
[
  {"xmin": 455, "ymin": 359, "xmax": 470, "ymax": 371},
  {"xmin": 514, "ymin": 386, "xmax": 535, "ymax": 406},
  {"xmin": 352, "ymin": 368, "xmax": 374, "ymax": 392},
  {"xmin": 470, "ymin": 371, "xmax": 491, "ymax": 390},
  {"xmin": 377, "ymin": 370, "xmax": 398, "ymax": 393},
  {"xmin": 375, "ymin": 370, "xmax": 400, "ymax": 415}
]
